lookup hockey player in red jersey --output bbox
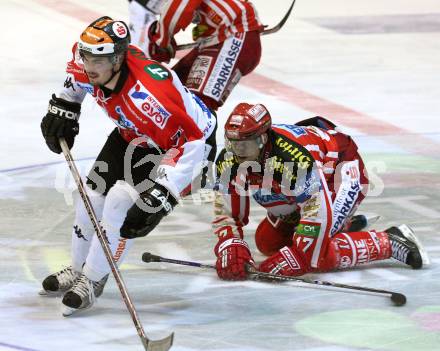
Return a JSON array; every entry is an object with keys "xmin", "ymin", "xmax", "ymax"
[
  {"xmin": 212, "ymin": 103, "xmax": 428, "ymax": 280},
  {"xmin": 146, "ymin": 0, "xmax": 264, "ymax": 111},
  {"xmin": 39, "ymin": 16, "xmax": 216, "ymax": 315}
]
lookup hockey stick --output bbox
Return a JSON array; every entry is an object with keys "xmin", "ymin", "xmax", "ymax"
[
  {"xmin": 142, "ymin": 252, "xmax": 406, "ymax": 306},
  {"xmin": 59, "ymin": 138, "xmax": 174, "ymax": 351},
  {"xmin": 176, "ymin": 0, "xmax": 296, "ymax": 51}
]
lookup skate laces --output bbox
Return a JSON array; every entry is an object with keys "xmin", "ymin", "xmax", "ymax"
[
  {"xmin": 56, "ymin": 266, "xmax": 79, "ymax": 289},
  {"xmin": 390, "ymin": 238, "xmax": 410, "ymax": 263},
  {"xmin": 70, "ymin": 274, "xmax": 96, "ymax": 304}
]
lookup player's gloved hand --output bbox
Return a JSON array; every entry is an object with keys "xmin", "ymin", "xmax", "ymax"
[
  {"xmin": 41, "ymin": 94, "xmax": 81, "ymax": 154},
  {"xmin": 147, "ymin": 21, "xmax": 176, "ymax": 63},
  {"xmin": 259, "ymin": 246, "xmax": 306, "ymax": 277},
  {"xmin": 215, "ymin": 236, "xmax": 255, "ymax": 280},
  {"xmin": 192, "ymin": 24, "xmax": 209, "ymax": 41},
  {"xmin": 120, "ymin": 183, "xmax": 178, "ymax": 239}
]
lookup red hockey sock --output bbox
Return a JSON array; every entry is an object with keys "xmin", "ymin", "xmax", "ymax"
[{"xmin": 319, "ymin": 231, "xmax": 392, "ymax": 271}]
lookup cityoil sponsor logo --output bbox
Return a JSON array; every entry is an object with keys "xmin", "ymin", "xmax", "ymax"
[
  {"xmin": 129, "ymin": 80, "xmax": 171, "ymax": 129},
  {"xmin": 205, "ymin": 36, "xmax": 243, "ymax": 100}
]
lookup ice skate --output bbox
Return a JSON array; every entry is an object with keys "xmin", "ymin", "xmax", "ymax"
[
  {"xmin": 61, "ymin": 273, "xmax": 109, "ymax": 316},
  {"xmin": 39, "ymin": 266, "xmax": 80, "ymax": 296},
  {"xmin": 386, "ymin": 224, "xmax": 430, "ymax": 269}
]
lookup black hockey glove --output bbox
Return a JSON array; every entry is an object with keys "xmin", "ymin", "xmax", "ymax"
[
  {"xmin": 41, "ymin": 94, "xmax": 81, "ymax": 154},
  {"xmin": 120, "ymin": 183, "xmax": 178, "ymax": 239}
]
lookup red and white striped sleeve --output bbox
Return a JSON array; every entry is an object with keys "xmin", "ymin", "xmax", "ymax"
[
  {"xmin": 153, "ymin": 0, "xmax": 203, "ymax": 48},
  {"xmin": 212, "ymin": 151, "xmax": 250, "ymax": 240}
]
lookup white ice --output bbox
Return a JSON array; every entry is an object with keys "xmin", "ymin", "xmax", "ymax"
[{"xmin": 1, "ymin": 1, "xmax": 440, "ymax": 351}]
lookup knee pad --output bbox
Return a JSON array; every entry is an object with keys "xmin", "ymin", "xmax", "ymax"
[
  {"xmin": 255, "ymin": 217, "xmax": 294, "ymax": 257},
  {"xmin": 101, "ymin": 181, "xmax": 138, "ymax": 235}
]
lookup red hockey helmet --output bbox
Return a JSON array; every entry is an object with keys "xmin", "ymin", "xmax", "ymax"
[
  {"xmin": 225, "ymin": 103, "xmax": 271, "ymax": 140},
  {"xmin": 225, "ymin": 103, "xmax": 271, "ymax": 161}
]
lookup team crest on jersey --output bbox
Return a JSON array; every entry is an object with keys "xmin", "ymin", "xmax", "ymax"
[
  {"xmin": 144, "ymin": 64, "xmax": 170, "ymax": 80},
  {"xmin": 170, "ymin": 127, "xmax": 184, "ymax": 147},
  {"xmin": 129, "ymin": 80, "xmax": 171, "ymax": 129},
  {"xmin": 114, "ymin": 105, "xmax": 141, "ymax": 136},
  {"xmin": 187, "ymin": 55, "xmax": 212, "ymax": 91}
]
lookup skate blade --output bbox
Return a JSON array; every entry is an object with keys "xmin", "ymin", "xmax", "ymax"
[
  {"xmin": 39, "ymin": 289, "xmax": 62, "ymax": 297},
  {"xmin": 398, "ymin": 224, "xmax": 430, "ymax": 266},
  {"xmin": 365, "ymin": 214, "xmax": 381, "ymax": 226},
  {"xmin": 62, "ymin": 304, "xmax": 94, "ymax": 317}
]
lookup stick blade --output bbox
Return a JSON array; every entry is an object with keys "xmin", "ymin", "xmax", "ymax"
[{"xmin": 143, "ymin": 332, "xmax": 174, "ymax": 351}]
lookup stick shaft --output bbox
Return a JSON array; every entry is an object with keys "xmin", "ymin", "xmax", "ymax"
[
  {"xmin": 60, "ymin": 139, "xmax": 173, "ymax": 351},
  {"xmin": 142, "ymin": 252, "xmax": 399, "ymax": 298}
]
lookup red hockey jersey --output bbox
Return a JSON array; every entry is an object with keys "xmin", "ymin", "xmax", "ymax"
[
  {"xmin": 154, "ymin": 0, "xmax": 263, "ymax": 48},
  {"xmin": 214, "ymin": 122, "xmax": 366, "ymax": 268},
  {"xmin": 58, "ymin": 43, "xmax": 216, "ymax": 197}
]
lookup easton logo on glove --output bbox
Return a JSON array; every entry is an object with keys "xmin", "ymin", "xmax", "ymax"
[{"xmin": 48, "ymin": 103, "xmax": 80, "ymax": 120}]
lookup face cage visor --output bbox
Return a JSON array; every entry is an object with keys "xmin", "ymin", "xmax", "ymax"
[
  {"xmin": 78, "ymin": 39, "xmax": 116, "ymax": 56},
  {"xmin": 78, "ymin": 45, "xmax": 121, "ymax": 67},
  {"xmin": 225, "ymin": 135, "xmax": 265, "ymax": 160}
]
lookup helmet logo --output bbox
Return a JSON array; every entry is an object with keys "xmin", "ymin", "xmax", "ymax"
[
  {"xmin": 112, "ymin": 22, "xmax": 128, "ymax": 38},
  {"xmin": 248, "ymin": 104, "xmax": 267, "ymax": 121},
  {"xmin": 229, "ymin": 115, "xmax": 244, "ymax": 126}
]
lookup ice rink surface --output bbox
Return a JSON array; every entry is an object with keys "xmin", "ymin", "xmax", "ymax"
[{"xmin": 1, "ymin": 0, "xmax": 440, "ymax": 350}]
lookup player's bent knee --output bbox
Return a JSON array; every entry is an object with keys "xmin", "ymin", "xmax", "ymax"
[
  {"xmin": 255, "ymin": 217, "xmax": 293, "ymax": 256},
  {"xmin": 101, "ymin": 181, "xmax": 138, "ymax": 233}
]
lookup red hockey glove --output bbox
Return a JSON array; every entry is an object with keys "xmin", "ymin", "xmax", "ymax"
[
  {"xmin": 147, "ymin": 21, "xmax": 176, "ymax": 63},
  {"xmin": 215, "ymin": 238, "xmax": 255, "ymax": 280},
  {"xmin": 259, "ymin": 246, "xmax": 307, "ymax": 277}
]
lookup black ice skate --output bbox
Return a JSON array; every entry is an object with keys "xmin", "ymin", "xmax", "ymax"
[
  {"xmin": 346, "ymin": 214, "xmax": 381, "ymax": 232},
  {"xmin": 61, "ymin": 273, "xmax": 109, "ymax": 316},
  {"xmin": 39, "ymin": 266, "xmax": 80, "ymax": 296},
  {"xmin": 386, "ymin": 224, "xmax": 429, "ymax": 269}
]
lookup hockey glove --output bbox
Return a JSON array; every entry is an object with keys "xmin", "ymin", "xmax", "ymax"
[
  {"xmin": 147, "ymin": 21, "xmax": 176, "ymax": 63},
  {"xmin": 215, "ymin": 237, "xmax": 255, "ymax": 280},
  {"xmin": 120, "ymin": 183, "xmax": 177, "ymax": 239},
  {"xmin": 259, "ymin": 246, "xmax": 307, "ymax": 277},
  {"xmin": 41, "ymin": 94, "xmax": 80, "ymax": 154}
]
